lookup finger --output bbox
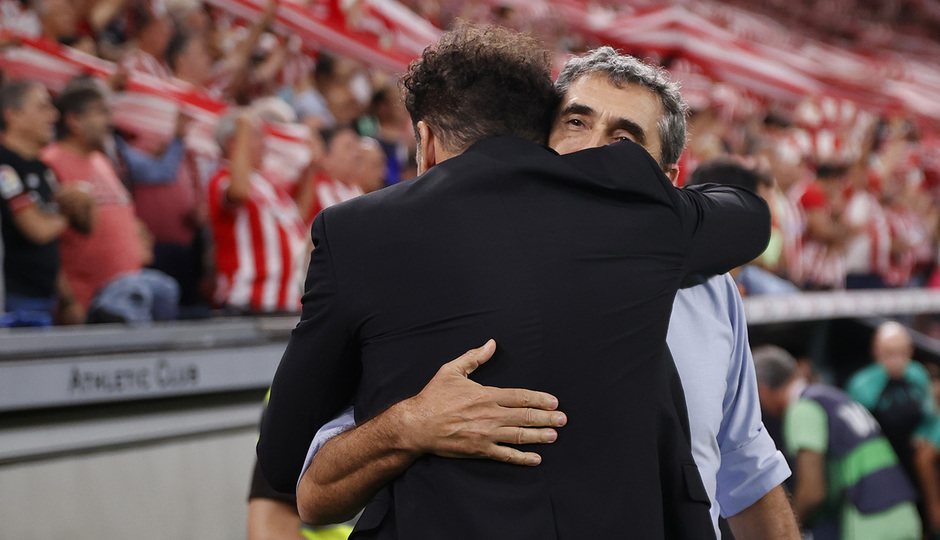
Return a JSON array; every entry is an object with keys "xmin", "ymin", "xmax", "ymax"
[
  {"xmin": 446, "ymin": 339, "xmax": 496, "ymax": 377},
  {"xmin": 493, "ymin": 387, "xmax": 559, "ymax": 411},
  {"xmin": 498, "ymin": 407, "xmax": 567, "ymax": 428},
  {"xmin": 492, "ymin": 426, "xmax": 558, "ymax": 445},
  {"xmin": 487, "ymin": 445, "xmax": 542, "ymax": 466}
]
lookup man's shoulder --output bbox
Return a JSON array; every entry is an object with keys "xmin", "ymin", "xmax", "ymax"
[
  {"xmin": 319, "ymin": 175, "xmax": 418, "ymax": 222},
  {"xmin": 0, "ymin": 145, "xmax": 20, "ymax": 165},
  {"xmin": 38, "ymin": 143, "xmax": 63, "ymax": 163},
  {"xmin": 847, "ymin": 364, "xmax": 887, "ymax": 395},
  {"xmin": 904, "ymin": 361, "xmax": 931, "ymax": 388}
]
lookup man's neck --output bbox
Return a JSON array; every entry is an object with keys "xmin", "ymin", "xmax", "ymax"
[
  {"xmin": 1, "ymin": 133, "xmax": 42, "ymax": 160},
  {"xmin": 58, "ymin": 137, "xmax": 94, "ymax": 156}
]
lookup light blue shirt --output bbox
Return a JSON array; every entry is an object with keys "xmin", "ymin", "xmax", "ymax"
[
  {"xmin": 115, "ymin": 136, "xmax": 185, "ymax": 185},
  {"xmin": 302, "ymin": 273, "xmax": 790, "ymax": 536},
  {"xmin": 669, "ymin": 274, "xmax": 790, "ymax": 534}
]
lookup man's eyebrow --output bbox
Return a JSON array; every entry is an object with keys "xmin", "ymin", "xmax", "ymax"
[
  {"xmin": 560, "ymin": 102, "xmax": 647, "ymax": 145},
  {"xmin": 560, "ymin": 103, "xmax": 596, "ymax": 117},
  {"xmin": 609, "ymin": 117, "xmax": 647, "ymax": 146}
]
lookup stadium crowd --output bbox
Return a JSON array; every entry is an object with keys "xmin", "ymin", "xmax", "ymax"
[
  {"xmin": 0, "ymin": 0, "xmax": 938, "ymax": 326},
  {"xmin": 1, "ymin": 0, "xmax": 940, "ymax": 539}
]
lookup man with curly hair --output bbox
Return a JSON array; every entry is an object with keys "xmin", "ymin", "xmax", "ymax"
[{"xmin": 259, "ymin": 23, "xmax": 770, "ymax": 539}]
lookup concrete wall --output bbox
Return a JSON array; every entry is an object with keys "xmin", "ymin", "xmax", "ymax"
[{"xmin": 0, "ymin": 429, "xmax": 258, "ymax": 540}]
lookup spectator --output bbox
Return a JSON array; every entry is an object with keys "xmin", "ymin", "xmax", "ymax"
[
  {"xmin": 209, "ymin": 0, "xmax": 279, "ymax": 104},
  {"xmin": 281, "ymin": 54, "xmax": 340, "ymax": 127},
  {"xmin": 759, "ymin": 128, "xmax": 810, "ymax": 285},
  {"xmin": 283, "ymin": 53, "xmax": 370, "ymax": 127},
  {"xmin": 294, "ymin": 124, "xmax": 363, "ymax": 226},
  {"xmin": 754, "ymin": 344, "xmax": 922, "ymax": 540},
  {"xmin": 354, "ymin": 137, "xmax": 386, "ymax": 194},
  {"xmin": 359, "ymin": 82, "xmax": 412, "ymax": 186},
  {"xmin": 117, "ymin": 37, "xmax": 213, "ymax": 316},
  {"xmin": 795, "ymin": 163, "xmax": 852, "ymax": 290},
  {"xmin": 121, "ymin": 5, "xmax": 174, "ymax": 80},
  {"xmin": 846, "ymin": 321, "xmax": 940, "ymax": 534},
  {"xmin": 42, "ymin": 85, "xmax": 178, "ymax": 323},
  {"xmin": 36, "ymin": 0, "xmax": 96, "ymax": 54},
  {"xmin": 0, "ymin": 214, "xmax": 4, "ymax": 313},
  {"xmin": 884, "ymin": 176, "xmax": 937, "ymax": 288},
  {"xmin": 207, "ymin": 109, "xmax": 306, "ymax": 314},
  {"xmin": 0, "ymin": 80, "xmax": 93, "ymax": 325},
  {"xmin": 843, "ymin": 147, "xmax": 891, "ymax": 289},
  {"xmin": 687, "ymin": 159, "xmax": 799, "ymax": 296},
  {"xmin": 166, "ymin": 30, "xmax": 213, "ymax": 90}
]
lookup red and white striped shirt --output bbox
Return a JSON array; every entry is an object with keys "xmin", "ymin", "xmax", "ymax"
[
  {"xmin": 884, "ymin": 207, "xmax": 931, "ymax": 287},
  {"xmin": 208, "ymin": 167, "xmax": 307, "ymax": 313},
  {"xmin": 299, "ymin": 172, "xmax": 363, "ymax": 227},
  {"xmin": 795, "ymin": 180, "xmax": 846, "ymax": 289},
  {"xmin": 122, "ymin": 49, "xmax": 173, "ymax": 81},
  {"xmin": 843, "ymin": 188, "xmax": 890, "ymax": 277},
  {"xmin": 774, "ymin": 185, "xmax": 805, "ymax": 283}
]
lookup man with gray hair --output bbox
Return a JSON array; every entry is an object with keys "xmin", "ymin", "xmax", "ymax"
[
  {"xmin": 287, "ymin": 46, "xmax": 797, "ymax": 538},
  {"xmin": 754, "ymin": 345, "xmax": 921, "ymax": 539},
  {"xmin": 0, "ymin": 80, "xmax": 94, "ymax": 324}
]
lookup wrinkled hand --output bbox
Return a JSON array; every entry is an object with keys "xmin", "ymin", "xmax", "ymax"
[
  {"xmin": 56, "ymin": 187, "xmax": 96, "ymax": 234},
  {"xmin": 396, "ymin": 340, "xmax": 566, "ymax": 466}
]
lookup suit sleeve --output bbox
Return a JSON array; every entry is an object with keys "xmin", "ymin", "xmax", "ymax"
[
  {"xmin": 257, "ymin": 210, "xmax": 361, "ymax": 493},
  {"xmin": 676, "ymin": 184, "xmax": 771, "ymax": 277},
  {"xmin": 559, "ymin": 141, "xmax": 769, "ymax": 277}
]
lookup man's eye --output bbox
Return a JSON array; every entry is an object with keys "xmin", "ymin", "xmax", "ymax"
[
  {"xmin": 567, "ymin": 118, "xmax": 584, "ymax": 127},
  {"xmin": 616, "ymin": 136, "xmax": 630, "ymax": 142}
]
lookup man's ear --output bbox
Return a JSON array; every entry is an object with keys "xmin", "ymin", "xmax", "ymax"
[
  {"xmin": 416, "ymin": 120, "xmax": 436, "ymax": 175},
  {"xmin": 664, "ymin": 163, "xmax": 680, "ymax": 185}
]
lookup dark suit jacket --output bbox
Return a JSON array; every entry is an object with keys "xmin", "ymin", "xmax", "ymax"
[{"xmin": 259, "ymin": 136, "xmax": 770, "ymax": 539}]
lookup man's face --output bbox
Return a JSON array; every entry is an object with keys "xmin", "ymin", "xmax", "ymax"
[
  {"xmin": 324, "ymin": 129, "xmax": 362, "ymax": 184},
  {"xmin": 73, "ymin": 99, "xmax": 112, "ymax": 150},
  {"xmin": 39, "ymin": 0, "xmax": 77, "ymax": 40},
  {"xmin": 179, "ymin": 38, "xmax": 212, "ymax": 84},
  {"xmin": 8, "ymin": 86, "xmax": 59, "ymax": 146},
  {"xmin": 549, "ymin": 72, "xmax": 667, "ymax": 166},
  {"xmin": 873, "ymin": 331, "xmax": 913, "ymax": 380}
]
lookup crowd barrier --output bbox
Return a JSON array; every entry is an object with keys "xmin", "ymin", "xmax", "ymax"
[
  {"xmin": 2, "ymin": 289, "xmax": 940, "ymax": 465},
  {"xmin": 1, "ymin": 290, "xmax": 939, "ymax": 539}
]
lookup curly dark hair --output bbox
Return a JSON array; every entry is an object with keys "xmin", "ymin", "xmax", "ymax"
[{"xmin": 401, "ymin": 22, "xmax": 558, "ymax": 153}]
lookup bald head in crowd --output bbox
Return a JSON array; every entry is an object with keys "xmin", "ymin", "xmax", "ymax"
[{"xmin": 873, "ymin": 321, "xmax": 915, "ymax": 379}]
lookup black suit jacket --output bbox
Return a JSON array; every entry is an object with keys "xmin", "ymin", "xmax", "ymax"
[{"xmin": 259, "ymin": 136, "xmax": 770, "ymax": 539}]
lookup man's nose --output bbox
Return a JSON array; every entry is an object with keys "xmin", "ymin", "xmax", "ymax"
[{"xmin": 587, "ymin": 130, "xmax": 606, "ymax": 148}]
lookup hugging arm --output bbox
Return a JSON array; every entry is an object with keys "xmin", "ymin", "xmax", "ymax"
[
  {"xmin": 297, "ymin": 340, "xmax": 566, "ymax": 525},
  {"xmin": 257, "ymin": 211, "xmax": 361, "ymax": 493},
  {"xmin": 677, "ymin": 183, "xmax": 771, "ymax": 277}
]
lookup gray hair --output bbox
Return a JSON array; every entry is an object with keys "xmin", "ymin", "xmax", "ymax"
[
  {"xmin": 0, "ymin": 80, "xmax": 43, "ymax": 132},
  {"xmin": 752, "ymin": 345, "xmax": 797, "ymax": 389},
  {"xmin": 555, "ymin": 47, "xmax": 688, "ymax": 169}
]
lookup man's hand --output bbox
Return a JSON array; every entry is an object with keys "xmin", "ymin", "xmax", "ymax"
[
  {"xmin": 298, "ymin": 340, "xmax": 567, "ymax": 525},
  {"xmin": 394, "ymin": 339, "xmax": 567, "ymax": 465}
]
